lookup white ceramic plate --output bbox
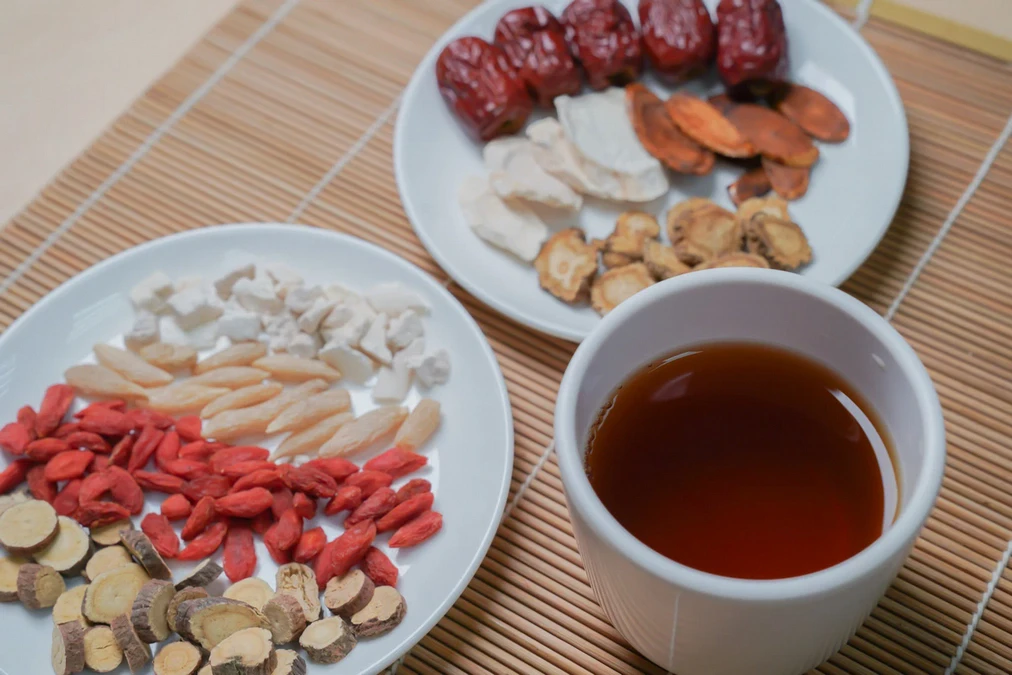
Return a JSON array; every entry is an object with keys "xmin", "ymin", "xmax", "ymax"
[
  {"xmin": 0, "ymin": 224, "xmax": 513, "ymax": 675},
  {"xmin": 395, "ymin": 0, "xmax": 909, "ymax": 342}
]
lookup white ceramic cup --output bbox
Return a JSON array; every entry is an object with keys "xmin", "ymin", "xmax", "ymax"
[{"xmin": 555, "ymin": 269, "xmax": 945, "ymax": 675}]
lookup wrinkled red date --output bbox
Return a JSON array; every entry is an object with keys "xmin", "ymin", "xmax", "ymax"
[
  {"xmin": 561, "ymin": 0, "xmax": 642, "ymax": 90},
  {"xmin": 435, "ymin": 36, "xmax": 533, "ymax": 141},
  {"xmin": 494, "ymin": 7, "xmax": 582, "ymax": 106},
  {"xmin": 639, "ymin": 0, "xmax": 715, "ymax": 81},
  {"xmin": 716, "ymin": 0, "xmax": 788, "ymax": 89}
]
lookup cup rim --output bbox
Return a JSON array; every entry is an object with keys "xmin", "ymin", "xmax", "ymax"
[{"xmin": 555, "ymin": 268, "xmax": 946, "ymax": 602}]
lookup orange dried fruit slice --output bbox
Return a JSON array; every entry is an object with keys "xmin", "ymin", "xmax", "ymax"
[
  {"xmin": 695, "ymin": 252, "xmax": 770, "ymax": 270},
  {"xmin": 761, "ymin": 157, "xmax": 809, "ymax": 201},
  {"xmin": 774, "ymin": 84, "xmax": 850, "ymax": 143},
  {"xmin": 745, "ymin": 213, "xmax": 812, "ymax": 270},
  {"xmin": 725, "ymin": 104, "xmax": 819, "ymax": 168},
  {"xmin": 707, "ymin": 93, "xmax": 738, "ymax": 116},
  {"xmin": 666, "ymin": 198, "xmax": 742, "ymax": 266},
  {"xmin": 727, "ymin": 167, "xmax": 772, "ymax": 206},
  {"xmin": 626, "ymin": 84, "xmax": 715, "ymax": 175},
  {"xmin": 664, "ymin": 93, "xmax": 756, "ymax": 158}
]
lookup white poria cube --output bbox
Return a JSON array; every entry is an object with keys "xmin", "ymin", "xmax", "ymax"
[
  {"xmin": 365, "ymin": 282, "xmax": 430, "ymax": 316},
  {"xmin": 359, "ymin": 314, "xmax": 392, "ymax": 365},
  {"xmin": 264, "ymin": 263, "xmax": 303, "ymax": 296},
  {"xmin": 284, "ymin": 285, "xmax": 323, "ymax": 316},
  {"xmin": 217, "ymin": 306, "xmax": 262, "ymax": 342},
  {"xmin": 175, "ymin": 275, "xmax": 204, "ymax": 293},
  {"xmin": 297, "ymin": 297, "xmax": 335, "ymax": 334},
  {"xmin": 267, "ymin": 318, "xmax": 299, "ymax": 352},
  {"xmin": 373, "ymin": 347, "xmax": 415, "ymax": 403},
  {"xmin": 323, "ymin": 306, "xmax": 372, "ymax": 347},
  {"xmin": 287, "ymin": 332, "xmax": 321, "ymax": 359},
  {"xmin": 233, "ymin": 276, "xmax": 284, "ymax": 314},
  {"xmin": 129, "ymin": 271, "xmax": 174, "ymax": 314},
  {"xmin": 263, "ymin": 312, "xmax": 297, "ymax": 336},
  {"xmin": 124, "ymin": 311, "xmax": 160, "ymax": 352},
  {"xmin": 323, "ymin": 283, "xmax": 360, "ymax": 305},
  {"xmin": 213, "ymin": 263, "xmax": 256, "ymax": 300},
  {"xmin": 387, "ymin": 310, "xmax": 424, "ymax": 352},
  {"xmin": 319, "ymin": 338, "xmax": 375, "ymax": 384},
  {"xmin": 158, "ymin": 316, "xmax": 189, "ymax": 346},
  {"xmin": 186, "ymin": 322, "xmax": 221, "ymax": 351},
  {"xmin": 410, "ymin": 348, "xmax": 451, "ymax": 387},
  {"xmin": 166, "ymin": 285, "xmax": 224, "ymax": 330}
]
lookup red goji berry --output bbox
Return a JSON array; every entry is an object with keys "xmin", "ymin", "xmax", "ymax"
[
  {"xmin": 162, "ymin": 459, "xmax": 211, "ymax": 481},
  {"xmin": 109, "ymin": 435, "xmax": 133, "ymax": 467},
  {"xmin": 292, "ymin": 492, "xmax": 316, "ymax": 520},
  {"xmin": 389, "ymin": 511, "xmax": 443, "ymax": 548},
  {"xmin": 25, "ymin": 438, "xmax": 70, "ymax": 462},
  {"xmin": 73, "ymin": 400, "xmax": 125, "ymax": 418},
  {"xmin": 26, "ymin": 465, "xmax": 57, "ymax": 502},
  {"xmin": 283, "ymin": 466, "xmax": 337, "ymax": 499},
  {"xmin": 51, "ymin": 422, "xmax": 81, "ymax": 440},
  {"xmin": 0, "ymin": 423, "xmax": 31, "ymax": 456},
  {"xmin": 154, "ymin": 431, "xmax": 180, "ymax": 471},
  {"xmin": 303, "ymin": 457, "xmax": 359, "ymax": 483},
  {"xmin": 0, "ymin": 459, "xmax": 30, "ymax": 494},
  {"xmin": 181, "ymin": 496, "xmax": 217, "ymax": 541},
  {"xmin": 44, "ymin": 450, "xmax": 95, "ymax": 482},
  {"xmin": 78, "ymin": 408, "xmax": 135, "ymax": 437},
  {"xmin": 264, "ymin": 534, "xmax": 292, "ymax": 565},
  {"xmin": 271, "ymin": 488, "xmax": 294, "ymax": 520},
  {"xmin": 363, "ymin": 448, "xmax": 427, "ymax": 480},
  {"xmin": 219, "ymin": 460, "xmax": 275, "ymax": 479},
  {"xmin": 214, "ymin": 488, "xmax": 273, "ymax": 518},
  {"xmin": 161, "ymin": 493, "xmax": 192, "ymax": 520},
  {"xmin": 376, "ymin": 492, "xmax": 435, "ymax": 532},
  {"xmin": 343, "ymin": 470, "xmax": 392, "ymax": 498},
  {"xmin": 133, "ymin": 470, "xmax": 185, "ymax": 494},
  {"xmin": 177, "ymin": 521, "xmax": 227, "ymax": 561},
  {"xmin": 346, "ymin": 487, "xmax": 397, "ymax": 526},
  {"xmin": 141, "ymin": 513, "xmax": 179, "ymax": 559},
  {"xmin": 73, "ymin": 501, "xmax": 130, "ymax": 527},
  {"xmin": 251, "ymin": 509, "xmax": 273, "ymax": 535},
  {"xmin": 79, "ymin": 471, "xmax": 114, "ymax": 503},
  {"xmin": 205, "ymin": 442, "xmax": 229, "ymax": 452},
  {"xmin": 395, "ymin": 478, "xmax": 432, "ymax": 504},
  {"xmin": 36, "ymin": 384, "xmax": 75, "ymax": 437},
  {"xmin": 16, "ymin": 407, "xmax": 38, "ymax": 440},
  {"xmin": 178, "ymin": 441, "xmax": 214, "ymax": 462},
  {"xmin": 324, "ymin": 486, "xmax": 363, "ymax": 516},
  {"xmin": 361, "ymin": 547, "xmax": 399, "ymax": 587},
  {"xmin": 174, "ymin": 416, "xmax": 202, "ymax": 443},
  {"xmin": 265, "ymin": 509, "xmax": 302, "ymax": 554},
  {"xmin": 124, "ymin": 408, "xmax": 173, "ymax": 430},
  {"xmin": 106, "ymin": 466, "xmax": 145, "ymax": 514},
  {"xmin": 224, "ymin": 524, "xmax": 256, "ymax": 582},
  {"xmin": 89, "ymin": 455, "xmax": 111, "ymax": 473},
  {"xmin": 127, "ymin": 425, "xmax": 164, "ymax": 472},
  {"xmin": 209, "ymin": 446, "xmax": 269, "ymax": 474},
  {"xmin": 328, "ymin": 520, "xmax": 376, "ymax": 580},
  {"xmin": 313, "ymin": 539, "xmax": 338, "ymax": 589},
  {"xmin": 183, "ymin": 475, "xmax": 232, "ymax": 502},
  {"xmin": 64, "ymin": 431, "xmax": 111, "ymax": 454},
  {"xmin": 293, "ymin": 527, "xmax": 326, "ymax": 564},
  {"xmin": 52, "ymin": 478, "xmax": 82, "ymax": 517},
  {"xmin": 231, "ymin": 468, "xmax": 283, "ymax": 493}
]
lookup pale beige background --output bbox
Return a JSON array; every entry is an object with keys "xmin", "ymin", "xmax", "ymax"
[
  {"xmin": 891, "ymin": 0, "xmax": 1012, "ymax": 41},
  {"xmin": 0, "ymin": 0, "xmax": 237, "ymax": 224}
]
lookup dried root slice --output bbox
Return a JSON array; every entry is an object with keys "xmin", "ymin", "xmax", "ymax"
[
  {"xmin": 193, "ymin": 342, "xmax": 269, "ymax": 375},
  {"xmin": 52, "ymin": 618, "xmax": 86, "ymax": 675},
  {"xmin": 349, "ymin": 585, "xmax": 407, "ymax": 637},
  {"xmin": 200, "ymin": 667, "xmax": 212, "ymax": 675},
  {"xmin": 34, "ymin": 516, "xmax": 91, "ymax": 576},
  {"xmin": 271, "ymin": 412, "xmax": 353, "ymax": 461},
  {"xmin": 0, "ymin": 554, "xmax": 27, "ymax": 601},
  {"xmin": 393, "ymin": 399, "xmax": 441, "ymax": 452},
  {"xmin": 201, "ymin": 383, "xmax": 283, "ymax": 420},
  {"xmin": 319, "ymin": 407, "xmax": 409, "ymax": 458},
  {"xmin": 266, "ymin": 389, "xmax": 352, "ymax": 435},
  {"xmin": 735, "ymin": 195, "xmax": 789, "ymax": 231},
  {"xmin": 252, "ymin": 355, "xmax": 342, "ymax": 383},
  {"xmin": 665, "ymin": 93, "xmax": 756, "ymax": 158},
  {"xmin": 17, "ymin": 562, "xmax": 65, "ymax": 608},
  {"xmin": 202, "ymin": 380, "xmax": 328, "ymax": 442},
  {"xmin": 0, "ymin": 498, "xmax": 60, "ymax": 554},
  {"xmin": 761, "ymin": 157, "xmax": 809, "ymax": 201},
  {"xmin": 209, "ymin": 626, "xmax": 277, "ymax": 675},
  {"xmin": 774, "ymin": 84, "xmax": 850, "ymax": 143},
  {"xmin": 725, "ymin": 104, "xmax": 819, "ymax": 168},
  {"xmin": 53, "ymin": 584, "xmax": 90, "ymax": 626},
  {"xmin": 275, "ymin": 563, "xmax": 321, "ymax": 622},
  {"xmin": 90, "ymin": 519, "xmax": 133, "ymax": 547},
  {"xmin": 145, "ymin": 383, "xmax": 232, "ymax": 415},
  {"xmin": 140, "ymin": 343, "xmax": 199, "ymax": 372},
  {"xmin": 590, "ymin": 263, "xmax": 655, "ymax": 316},
  {"xmin": 111, "ymin": 613, "xmax": 152, "ymax": 673},
  {"xmin": 176, "ymin": 559, "xmax": 223, "ymax": 590},
  {"xmin": 727, "ymin": 166, "xmax": 772, "ymax": 206},
  {"xmin": 64, "ymin": 364, "xmax": 149, "ymax": 402},
  {"xmin": 94, "ymin": 343, "xmax": 174, "ymax": 387},
  {"xmin": 298, "ymin": 616, "xmax": 357, "ymax": 664},
  {"xmin": 131, "ymin": 579, "xmax": 175, "ymax": 643},
  {"xmin": 0, "ymin": 488, "xmax": 30, "ymax": 518},
  {"xmin": 271, "ymin": 649, "xmax": 306, "ymax": 675},
  {"xmin": 262, "ymin": 592, "xmax": 307, "ymax": 644},
  {"xmin": 167, "ymin": 586, "xmax": 208, "ymax": 633},
  {"xmin": 85, "ymin": 545, "xmax": 133, "ymax": 581},
  {"xmin": 177, "ymin": 596, "xmax": 270, "ymax": 650},
  {"xmin": 153, "ymin": 641, "xmax": 203, "ymax": 675},
  {"xmin": 83, "ymin": 563, "xmax": 150, "ymax": 624},
  {"xmin": 604, "ymin": 211, "xmax": 660, "ymax": 261},
  {"xmin": 667, "ymin": 198, "xmax": 741, "ymax": 266},
  {"xmin": 626, "ymin": 83, "xmax": 714, "ymax": 174},
  {"xmin": 323, "ymin": 570, "xmax": 374, "ymax": 619},
  {"xmin": 83, "ymin": 625, "xmax": 123, "ymax": 673},
  {"xmin": 121, "ymin": 530, "xmax": 172, "ymax": 581},
  {"xmin": 223, "ymin": 577, "xmax": 274, "ymax": 610},
  {"xmin": 745, "ymin": 213, "xmax": 813, "ymax": 270},
  {"xmin": 601, "ymin": 250, "xmax": 635, "ymax": 269},
  {"xmin": 188, "ymin": 367, "xmax": 271, "ymax": 390},
  {"xmin": 695, "ymin": 252, "xmax": 771, "ymax": 270},
  {"xmin": 642, "ymin": 240, "xmax": 691, "ymax": 281},
  {"xmin": 533, "ymin": 228, "xmax": 599, "ymax": 304}
]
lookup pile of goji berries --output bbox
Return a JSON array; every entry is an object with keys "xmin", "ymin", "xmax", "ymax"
[{"xmin": 0, "ymin": 383, "xmax": 443, "ymax": 590}]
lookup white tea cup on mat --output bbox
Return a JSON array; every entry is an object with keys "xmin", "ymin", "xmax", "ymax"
[{"xmin": 554, "ymin": 269, "xmax": 945, "ymax": 675}]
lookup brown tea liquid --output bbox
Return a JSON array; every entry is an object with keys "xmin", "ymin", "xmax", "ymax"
[{"xmin": 586, "ymin": 342, "xmax": 894, "ymax": 580}]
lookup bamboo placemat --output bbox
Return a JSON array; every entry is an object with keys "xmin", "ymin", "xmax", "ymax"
[{"xmin": 3, "ymin": 1, "xmax": 1012, "ymax": 673}]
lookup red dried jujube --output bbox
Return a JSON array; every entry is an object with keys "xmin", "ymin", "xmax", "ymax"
[
  {"xmin": 639, "ymin": 0, "xmax": 716, "ymax": 81},
  {"xmin": 561, "ymin": 0, "xmax": 643, "ymax": 90},
  {"xmin": 494, "ymin": 6, "xmax": 582, "ymax": 106},
  {"xmin": 715, "ymin": 0, "xmax": 788, "ymax": 89}
]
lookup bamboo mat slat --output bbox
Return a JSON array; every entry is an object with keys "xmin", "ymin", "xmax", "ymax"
[{"xmin": 2, "ymin": 1, "xmax": 1012, "ymax": 673}]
